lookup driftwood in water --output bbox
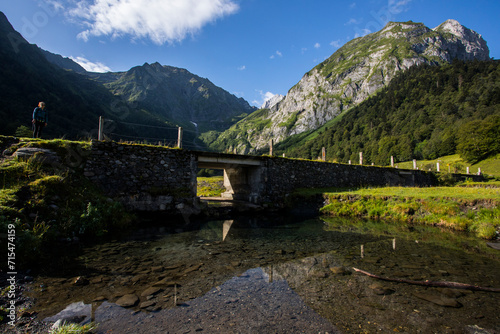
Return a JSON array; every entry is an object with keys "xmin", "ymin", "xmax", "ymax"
[{"xmin": 352, "ymin": 267, "xmax": 500, "ymax": 293}]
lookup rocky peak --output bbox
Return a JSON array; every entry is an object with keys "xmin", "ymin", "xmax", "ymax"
[
  {"xmin": 433, "ymin": 19, "xmax": 489, "ymax": 61},
  {"xmin": 261, "ymin": 94, "xmax": 285, "ymax": 110},
  {"xmin": 211, "ymin": 20, "xmax": 491, "ymax": 154}
]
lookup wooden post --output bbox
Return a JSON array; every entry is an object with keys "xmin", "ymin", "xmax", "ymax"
[
  {"xmin": 322, "ymin": 147, "xmax": 326, "ymax": 161},
  {"xmin": 413, "ymin": 159, "xmax": 417, "ymax": 170},
  {"xmin": 269, "ymin": 139, "xmax": 273, "ymax": 156},
  {"xmin": 98, "ymin": 116, "xmax": 104, "ymax": 141},
  {"xmin": 177, "ymin": 127, "xmax": 183, "ymax": 148},
  {"xmin": 391, "ymin": 156, "xmax": 394, "ymax": 167},
  {"xmin": 359, "ymin": 152, "xmax": 363, "ymax": 165}
]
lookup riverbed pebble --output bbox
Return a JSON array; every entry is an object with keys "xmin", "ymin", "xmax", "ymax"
[
  {"xmin": 116, "ymin": 294, "xmax": 140, "ymax": 308},
  {"xmin": 413, "ymin": 292, "xmax": 462, "ymax": 308},
  {"xmin": 329, "ymin": 266, "xmax": 350, "ymax": 275},
  {"xmin": 141, "ymin": 287, "xmax": 163, "ymax": 297}
]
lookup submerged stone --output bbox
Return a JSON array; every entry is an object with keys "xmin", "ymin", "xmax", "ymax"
[
  {"xmin": 141, "ymin": 287, "xmax": 162, "ymax": 297},
  {"xmin": 330, "ymin": 266, "xmax": 350, "ymax": 275},
  {"xmin": 369, "ymin": 283, "xmax": 395, "ymax": 295},
  {"xmin": 116, "ymin": 294, "xmax": 139, "ymax": 308},
  {"xmin": 413, "ymin": 292, "xmax": 462, "ymax": 308}
]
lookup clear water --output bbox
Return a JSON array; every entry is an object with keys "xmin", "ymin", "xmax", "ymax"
[{"xmin": 30, "ymin": 216, "xmax": 500, "ymax": 333}]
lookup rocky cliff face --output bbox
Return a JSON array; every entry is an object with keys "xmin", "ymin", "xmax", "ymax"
[
  {"xmin": 261, "ymin": 94, "xmax": 285, "ymax": 110},
  {"xmin": 212, "ymin": 20, "xmax": 489, "ymax": 153}
]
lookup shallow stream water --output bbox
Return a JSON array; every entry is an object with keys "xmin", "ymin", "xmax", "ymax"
[{"xmin": 29, "ymin": 215, "xmax": 500, "ymax": 333}]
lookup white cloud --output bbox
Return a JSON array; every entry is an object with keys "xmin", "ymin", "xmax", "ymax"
[
  {"xmin": 69, "ymin": 0, "xmax": 239, "ymax": 45},
  {"xmin": 388, "ymin": 0, "xmax": 412, "ymax": 14},
  {"xmin": 314, "ymin": 43, "xmax": 321, "ymax": 49},
  {"xmin": 270, "ymin": 50, "xmax": 282, "ymax": 59},
  {"xmin": 45, "ymin": 0, "xmax": 64, "ymax": 12},
  {"xmin": 345, "ymin": 18, "xmax": 361, "ymax": 25},
  {"xmin": 70, "ymin": 56, "xmax": 112, "ymax": 72},
  {"xmin": 254, "ymin": 90, "xmax": 276, "ymax": 107},
  {"xmin": 237, "ymin": 65, "xmax": 246, "ymax": 71},
  {"xmin": 330, "ymin": 40, "xmax": 342, "ymax": 48},
  {"xmin": 262, "ymin": 91, "xmax": 275, "ymax": 102},
  {"xmin": 349, "ymin": 2, "xmax": 356, "ymax": 9}
]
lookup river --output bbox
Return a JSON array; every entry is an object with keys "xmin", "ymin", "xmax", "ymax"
[{"xmin": 27, "ymin": 215, "xmax": 500, "ymax": 333}]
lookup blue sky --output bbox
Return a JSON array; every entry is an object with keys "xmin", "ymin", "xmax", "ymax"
[{"xmin": 3, "ymin": 0, "xmax": 500, "ymax": 107}]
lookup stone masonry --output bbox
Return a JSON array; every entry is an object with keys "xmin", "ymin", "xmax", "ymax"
[
  {"xmin": 262, "ymin": 157, "xmax": 438, "ymax": 203},
  {"xmin": 83, "ymin": 141, "xmax": 483, "ymax": 211},
  {"xmin": 84, "ymin": 141, "xmax": 197, "ymax": 211}
]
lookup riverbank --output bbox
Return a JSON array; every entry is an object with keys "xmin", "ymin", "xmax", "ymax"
[
  {"xmin": 0, "ymin": 136, "xmax": 134, "ymax": 270},
  {"xmin": 316, "ymin": 183, "xmax": 500, "ymax": 239}
]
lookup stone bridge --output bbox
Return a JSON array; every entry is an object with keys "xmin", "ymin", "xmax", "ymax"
[
  {"xmin": 197, "ymin": 152, "xmax": 264, "ymax": 202},
  {"xmin": 83, "ymin": 141, "xmax": 482, "ymax": 211}
]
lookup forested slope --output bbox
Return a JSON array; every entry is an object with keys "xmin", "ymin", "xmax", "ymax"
[{"xmin": 284, "ymin": 60, "xmax": 500, "ymax": 165}]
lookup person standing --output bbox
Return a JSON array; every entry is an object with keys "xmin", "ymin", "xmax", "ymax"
[{"xmin": 32, "ymin": 102, "xmax": 48, "ymax": 138}]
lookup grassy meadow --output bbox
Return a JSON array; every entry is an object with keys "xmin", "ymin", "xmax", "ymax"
[
  {"xmin": 319, "ymin": 183, "xmax": 500, "ymax": 239},
  {"xmin": 395, "ymin": 154, "xmax": 500, "ymax": 178}
]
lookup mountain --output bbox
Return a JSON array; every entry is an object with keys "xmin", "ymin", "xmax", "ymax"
[
  {"xmin": 0, "ymin": 11, "xmax": 123, "ymax": 139},
  {"xmin": 0, "ymin": 11, "xmax": 254, "ymax": 146},
  {"xmin": 207, "ymin": 20, "xmax": 490, "ymax": 154},
  {"xmin": 39, "ymin": 48, "xmax": 87, "ymax": 74},
  {"xmin": 88, "ymin": 63, "xmax": 256, "ymax": 134},
  {"xmin": 284, "ymin": 60, "xmax": 500, "ymax": 164}
]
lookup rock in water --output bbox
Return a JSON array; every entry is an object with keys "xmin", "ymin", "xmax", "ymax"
[
  {"xmin": 413, "ymin": 292, "xmax": 462, "ymax": 308},
  {"xmin": 369, "ymin": 283, "xmax": 395, "ymax": 295},
  {"xmin": 115, "ymin": 294, "xmax": 139, "ymax": 308},
  {"xmin": 72, "ymin": 276, "xmax": 89, "ymax": 286},
  {"xmin": 141, "ymin": 287, "xmax": 162, "ymax": 297}
]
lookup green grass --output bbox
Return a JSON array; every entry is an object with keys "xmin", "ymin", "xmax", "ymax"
[
  {"xmin": 318, "ymin": 185, "xmax": 500, "ymax": 239},
  {"xmin": 0, "ymin": 137, "xmax": 133, "ymax": 269},
  {"xmin": 197, "ymin": 176, "xmax": 225, "ymax": 197},
  {"xmin": 326, "ymin": 186, "xmax": 500, "ymax": 201},
  {"xmin": 395, "ymin": 154, "xmax": 500, "ymax": 178},
  {"xmin": 50, "ymin": 321, "xmax": 98, "ymax": 334}
]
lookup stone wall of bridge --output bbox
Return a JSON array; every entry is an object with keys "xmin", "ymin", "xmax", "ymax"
[
  {"xmin": 83, "ymin": 141, "xmax": 483, "ymax": 211},
  {"xmin": 84, "ymin": 141, "xmax": 197, "ymax": 211},
  {"xmin": 262, "ymin": 157, "xmax": 439, "ymax": 204}
]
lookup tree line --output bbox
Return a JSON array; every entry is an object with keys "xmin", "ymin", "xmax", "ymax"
[{"xmin": 286, "ymin": 60, "xmax": 500, "ymax": 165}]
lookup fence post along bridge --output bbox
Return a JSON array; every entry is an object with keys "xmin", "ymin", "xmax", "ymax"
[{"xmin": 82, "ymin": 140, "xmax": 484, "ymax": 213}]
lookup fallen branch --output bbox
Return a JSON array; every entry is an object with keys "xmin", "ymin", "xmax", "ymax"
[{"xmin": 352, "ymin": 267, "xmax": 500, "ymax": 293}]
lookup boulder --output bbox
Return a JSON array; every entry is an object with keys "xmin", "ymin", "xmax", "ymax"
[{"xmin": 13, "ymin": 147, "xmax": 60, "ymax": 165}]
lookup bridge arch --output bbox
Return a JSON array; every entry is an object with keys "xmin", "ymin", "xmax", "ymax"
[{"xmin": 197, "ymin": 153, "xmax": 265, "ymax": 203}]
